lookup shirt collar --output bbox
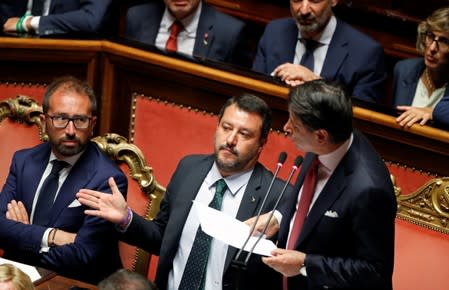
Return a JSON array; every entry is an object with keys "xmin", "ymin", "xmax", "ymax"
[
  {"xmin": 161, "ymin": 1, "xmax": 202, "ymax": 35},
  {"xmin": 49, "ymin": 149, "xmax": 84, "ymax": 167},
  {"xmin": 318, "ymin": 132, "xmax": 353, "ymax": 172},
  {"xmin": 206, "ymin": 162, "xmax": 254, "ymax": 197}
]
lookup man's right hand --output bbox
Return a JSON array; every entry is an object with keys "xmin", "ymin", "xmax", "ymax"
[
  {"xmin": 76, "ymin": 177, "xmax": 128, "ymax": 224},
  {"xmin": 245, "ymin": 212, "xmax": 280, "ymax": 239}
]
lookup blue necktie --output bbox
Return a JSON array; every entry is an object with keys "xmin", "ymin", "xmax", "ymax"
[
  {"xmin": 300, "ymin": 39, "xmax": 320, "ymax": 71},
  {"xmin": 178, "ymin": 179, "xmax": 228, "ymax": 290},
  {"xmin": 33, "ymin": 160, "xmax": 68, "ymax": 226}
]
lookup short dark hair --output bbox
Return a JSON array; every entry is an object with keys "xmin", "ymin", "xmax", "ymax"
[
  {"xmin": 98, "ymin": 269, "xmax": 158, "ymax": 290},
  {"xmin": 218, "ymin": 94, "xmax": 272, "ymax": 143},
  {"xmin": 42, "ymin": 76, "xmax": 97, "ymax": 115},
  {"xmin": 288, "ymin": 79, "xmax": 352, "ymax": 144}
]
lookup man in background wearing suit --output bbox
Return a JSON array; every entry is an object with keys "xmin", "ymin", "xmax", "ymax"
[
  {"xmin": 252, "ymin": 0, "xmax": 386, "ymax": 103},
  {"xmin": 1, "ymin": 0, "xmax": 116, "ymax": 36},
  {"xmin": 125, "ymin": 0, "xmax": 248, "ymax": 65},
  {"xmin": 77, "ymin": 94, "xmax": 288, "ymax": 290},
  {"xmin": 0, "ymin": 76, "xmax": 127, "ymax": 283},
  {"xmin": 250, "ymin": 79, "xmax": 396, "ymax": 290}
]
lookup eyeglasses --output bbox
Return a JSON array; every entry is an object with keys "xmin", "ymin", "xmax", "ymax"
[
  {"xmin": 46, "ymin": 114, "xmax": 93, "ymax": 129},
  {"xmin": 424, "ymin": 31, "xmax": 449, "ymax": 52}
]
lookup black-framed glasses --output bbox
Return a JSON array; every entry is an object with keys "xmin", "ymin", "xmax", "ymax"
[
  {"xmin": 424, "ymin": 31, "xmax": 449, "ymax": 52},
  {"xmin": 45, "ymin": 114, "xmax": 93, "ymax": 129}
]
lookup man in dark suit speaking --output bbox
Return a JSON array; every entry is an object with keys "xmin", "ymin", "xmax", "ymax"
[
  {"xmin": 77, "ymin": 94, "xmax": 289, "ymax": 290},
  {"xmin": 249, "ymin": 79, "xmax": 396, "ymax": 290},
  {"xmin": 252, "ymin": 0, "xmax": 386, "ymax": 103},
  {"xmin": 125, "ymin": 0, "xmax": 248, "ymax": 65}
]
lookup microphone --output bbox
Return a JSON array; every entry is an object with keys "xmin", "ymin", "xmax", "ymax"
[
  {"xmin": 233, "ymin": 152, "xmax": 287, "ymax": 262},
  {"xmin": 243, "ymin": 155, "xmax": 303, "ymax": 264}
]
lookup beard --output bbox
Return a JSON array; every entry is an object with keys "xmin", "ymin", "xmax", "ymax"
[
  {"xmin": 214, "ymin": 144, "xmax": 259, "ymax": 174},
  {"xmin": 296, "ymin": 7, "xmax": 333, "ymax": 35},
  {"xmin": 52, "ymin": 135, "xmax": 87, "ymax": 157}
]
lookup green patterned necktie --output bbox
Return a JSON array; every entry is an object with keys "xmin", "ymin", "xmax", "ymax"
[{"xmin": 178, "ymin": 179, "xmax": 228, "ymax": 290}]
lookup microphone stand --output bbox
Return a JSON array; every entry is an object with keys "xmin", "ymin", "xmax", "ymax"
[
  {"xmin": 231, "ymin": 152, "xmax": 287, "ymax": 290},
  {"xmin": 243, "ymin": 156, "xmax": 303, "ymax": 265}
]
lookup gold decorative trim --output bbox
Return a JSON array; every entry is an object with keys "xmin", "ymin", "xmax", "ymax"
[
  {"xmin": 0, "ymin": 95, "xmax": 46, "ymax": 141},
  {"xmin": 385, "ymin": 160, "xmax": 439, "ymax": 179},
  {"xmin": 91, "ymin": 133, "xmax": 166, "ymax": 275},
  {"xmin": 395, "ymin": 177, "xmax": 449, "ymax": 235},
  {"xmin": 0, "ymin": 81, "xmax": 47, "ymax": 88}
]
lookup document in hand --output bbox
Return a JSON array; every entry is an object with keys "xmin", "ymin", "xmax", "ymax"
[{"xmin": 192, "ymin": 201, "xmax": 276, "ymax": 256}]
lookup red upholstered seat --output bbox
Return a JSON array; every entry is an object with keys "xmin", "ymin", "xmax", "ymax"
[
  {"xmin": 0, "ymin": 82, "xmax": 46, "ymax": 102},
  {"xmin": 0, "ymin": 96, "xmax": 45, "ymax": 187},
  {"xmin": 92, "ymin": 133, "xmax": 165, "ymax": 278},
  {"xmin": 393, "ymin": 219, "xmax": 449, "ymax": 290},
  {"xmin": 0, "ymin": 96, "xmax": 45, "ymax": 258}
]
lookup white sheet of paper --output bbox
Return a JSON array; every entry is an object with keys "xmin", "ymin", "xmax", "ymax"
[
  {"xmin": 0, "ymin": 257, "xmax": 42, "ymax": 282},
  {"xmin": 193, "ymin": 201, "xmax": 277, "ymax": 256}
]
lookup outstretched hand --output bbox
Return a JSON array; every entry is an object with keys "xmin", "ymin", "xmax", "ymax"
[{"xmin": 76, "ymin": 177, "xmax": 128, "ymax": 224}]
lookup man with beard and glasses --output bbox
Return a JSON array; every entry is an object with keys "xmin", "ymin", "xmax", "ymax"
[
  {"xmin": 252, "ymin": 0, "xmax": 386, "ymax": 103},
  {"xmin": 0, "ymin": 76, "xmax": 127, "ymax": 284},
  {"xmin": 76, "ymin": 94, "xmax": 290, "ymax": 290}
]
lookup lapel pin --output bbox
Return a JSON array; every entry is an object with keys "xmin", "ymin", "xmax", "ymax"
[
  {"xmin": 250, "ymin": 196, "xmax": 256, "ymax": 203},
  {"xmin": 203, "ymin": 32, "xmax": 208, "ymax": 46}
]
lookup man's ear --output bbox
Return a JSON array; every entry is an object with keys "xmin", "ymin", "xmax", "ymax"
[
  {"xmin": 315, "ymin": 129, "xmax": 329, "ymax": 145},
  {"xmin": 40, "ymin": 113, "xmax": 47, "ymax": 132}
]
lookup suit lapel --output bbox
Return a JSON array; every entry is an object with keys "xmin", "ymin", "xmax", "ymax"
[
  {"xmin": 283, "ymin": 19, "xmax": 299, "ymax": 65},
  {"xmin": 295, "ymin": 163, "xmax": 347, "ymax": 247},
  {"xmin": 23, "ymin": 144, "xmax": 51, "ymax": 211},
  {"xmin": 321, "ymin": 19, "xmax": 348, "ymax": 80},
  {"xmin": 397, "ymin": 60, "xmax": 424, "ymax": 105},
  {"xmin": 194, "ymin": 4, "xmax": 215, "ymax": 59},
  {"xmin": 295, "ymin": 139, "xmax": 358, "ymax": 248},
  {"xmin": 224, "ymin": 163, "xmax": 265, "ymax": 270},
  {"xmin": 48, "ymin": 143, "xmax": 95, "ymax": 224}
]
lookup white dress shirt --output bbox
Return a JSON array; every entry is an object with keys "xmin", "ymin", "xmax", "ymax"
[
  {"xmin": 155, "ymin": 2, "xmax": 202, "ymax": 57},
  {"xmin": 32, "ymin": 150, "xmax": 83, "ymax": 251},
  {"xmin": 293, "ymin": 16, "xmax": 337, "ymax": 75},
  {"xmin": 26, "ymin": 0, "xmax": 51, "ymax": 33},
  {"xmin": 412, "ymin": 78, "xmax": 446, "ymax": 108},
  {"xmin": 168, "ymin": 162, "xmax": 253, "ymax": 290}
]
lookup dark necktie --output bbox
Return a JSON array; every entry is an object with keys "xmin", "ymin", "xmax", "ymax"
[
  {"xmin": 33, "ymin": 160, "xmax": 68, "ymax": 226},
  {"xmin": 166, "ymin": 21, "xmax": 183, "ymax": 52},
  {"xmin": 31, "ymin": 0, "xmax": 46, "ymax": 16},
  {"xmin": 178, "ymin": 179, "xmax": 228, "ymax": 290},
  {"xmin": 300, "ymin": 39, "xmax": 320, "ymax": 71}
]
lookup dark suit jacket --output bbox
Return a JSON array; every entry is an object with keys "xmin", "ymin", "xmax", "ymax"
[
  {"xmin": 252, "ymin": 18, "xmax": 386, "ymax": 103},
  {"xmin": 121, "ymin": 154, "xmax": 290, "ymax": 290},
  {"xmin": 0, "ymin": 0, "xmax": 115, "ymax": 35},
  {"xmin": 278, "ymin": 131, "xmax": 396, "ymax": 290},
  {"xmin": 0, "ymin": 142, "xmax": 127, "ymax": 284},
  {"xmin": 125, "ymin": 1, "xmax": 247, "ymax": 65},
  {"xmin": 393, "ymin": 57, "xmax": 449, "ymax": 127}
]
